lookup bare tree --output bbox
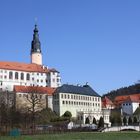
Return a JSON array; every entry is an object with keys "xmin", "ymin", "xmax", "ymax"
[{"xmin": 23, "ymin": 86, "xmax": 46, "ymax": 129}]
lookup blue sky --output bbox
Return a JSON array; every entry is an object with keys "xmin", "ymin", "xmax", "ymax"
[{"xmin": 0, "ymin": 0, "xmax": 140, "ymax": 95}]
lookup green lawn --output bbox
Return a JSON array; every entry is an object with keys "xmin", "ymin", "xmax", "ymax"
[{"xmin": 1, "ymin": 132, "xmax": 140, "ymax": 140}]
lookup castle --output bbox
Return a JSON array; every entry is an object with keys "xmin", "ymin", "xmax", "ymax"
[{"xmin": 0, "ymin": 24, "xmax": 61, "ymax": 92}]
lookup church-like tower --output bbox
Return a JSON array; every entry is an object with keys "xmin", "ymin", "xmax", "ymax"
[{"xmin": 31, "ymin": 24, "xmax": 42, "ymax": 65}]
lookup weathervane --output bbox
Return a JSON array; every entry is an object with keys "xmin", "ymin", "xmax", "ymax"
[{"xmin": 35, "ymin": 17, "xmax": 38, "ymax": 25}]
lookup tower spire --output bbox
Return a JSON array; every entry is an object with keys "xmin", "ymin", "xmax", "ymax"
[
  {"xmin": 31, "ymin": 24, "xmax": 41, "ymax": 53},
  {"xmin": 30, "ymin": 24, "xmax": 42, "ymax": 65}
]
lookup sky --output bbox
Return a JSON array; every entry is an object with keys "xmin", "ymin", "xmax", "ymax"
[{"xmin": 0, "ymin": 0, "xmax": 140, "ymax": 95}]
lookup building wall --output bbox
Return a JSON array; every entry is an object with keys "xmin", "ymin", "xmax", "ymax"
[
  {"xmin": 122, "ymin": 102, "xmax": 139, "ymax": 115},
  {"xmin": 53, "ymin": 92, "xmax": 102, "ymax": 123},
  {"xmin": 0, "ymin": 69, "xmax": 61, "ymax": 91},
  {"xmin": 31, "ymin": 53, "xmax": 42, "ymax": 65},
  {"xmin": 47, "ymin": 72, "xmax": 61, "ymax": 88},
  {"xmin": 47, "ymin": 95, "xmax": 53, "ymax": 110},
  {"xmin": 16, "ymin": 92, "xmax": 47, "ymax": 111}
]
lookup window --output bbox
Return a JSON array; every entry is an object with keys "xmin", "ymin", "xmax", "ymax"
[
  {"xmin": 41, "ymin": 80, "xmax": 43, "ymax": 83},
  {"xmin": 15, "ymin": 72, "xmax": 18, "ymax": 79},
  {"xmin": 4, "ymin": 75, "xmax": 7, "ymax": 79},
  {"xmin": 37, "ymin": 79, "xmax": 39, "ymax": 82},
  {"xmin": 9, "ymin": 71, "xmax": 13, "ymax": 79},
  {"xmin": 37, "ymin": 73, "xmax": 39, "ymax": 75},
  {"xmin": 19, "ymin": 94, "xmax": 21, "ymax": 97},
  {"xmin": 57, "ymin": 79, "xmax": 59, "ymax": 82},
  {"xmin": 26, "ymin": 73, "xmax": 30, "ymax": 81},
  {"xmin": 71, "ymin": 95, "xmax": 73, "ymax": 99},
  {"xmin": 21, "ymin": 73, "xmax": 24, "ymax": 80},
  {"xmin": 61, "ymin": 94, "xmax": 63, "ymax": 98},
  {"xmin": 32, "ymin": 77, "xmax": 34, "ymax": 81},
  {"xmin": 40, "ymin": 95, "xmax": 42, "ymax": 99},
  {"xmin": 62, "ymin": 101, "xmax": 65, "ymax": 104}
]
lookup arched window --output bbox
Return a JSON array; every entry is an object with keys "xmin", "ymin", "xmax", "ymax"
[
  {"xmin": 21, "ymin": 73, "xmax": 24, "ymax": 80},
  {"xmin": 9, "ymin": 71, "xmax": 13, "ymax": 79},
  {"xmin": 26, "ymin": 73, "xmax": 30, "ymax": 81},
  {"xmin": 15, "ymin": 72, "xmax": 18, "ymax": 79}
]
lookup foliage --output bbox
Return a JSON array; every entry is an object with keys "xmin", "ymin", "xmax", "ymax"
[
  {"xmin": 63, "ymin": 111, "xmax": 72, "ymax": 118},
  {"xmin": 123, "ymin": 117, "xmax": 127, "ymax": 126},
  {"xmin": 36, "ymin": 108, "xmax": 58, "ymax": 124},
  {"xmin": 103, "ymin": 83, "xmax": 140, "ymax": 100},
  {"xmin": 128, "ymin": 117, "xmax": 133, "ymax": 125},
  {"xmin": 133, "ymin": 116, "xmax": 138, "ymax": 124},
  {"xmin": 110, "ymin": 110, "xmax": 121, "ymax": 126},
  {"xmin": 98, "ymin": 117, "xmax": 104, "ymax": 128},
  {"xmin": 93, "ymin": 117, "xmax": 97, "ymax": 124},
  {"xmin": 50, "ymin": 116, "xmax": 70, "ymax": 122}
]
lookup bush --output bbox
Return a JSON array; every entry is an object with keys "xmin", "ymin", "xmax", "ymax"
[{"xmin": 63, "ymin": 111, "xmax": 72, "ymax": 118}]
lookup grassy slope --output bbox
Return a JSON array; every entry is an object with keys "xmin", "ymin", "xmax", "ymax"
[{"xmin": 1, "ymin": 132, "xmax": 140, "ymax": 140}]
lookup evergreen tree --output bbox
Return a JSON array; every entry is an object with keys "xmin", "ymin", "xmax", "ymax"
[
  {"xmin": 123, "ymin": 117, "xmax": 127, "ymax": 126},
  {"xmin": 98, "ymin": 117, "xmax": 104, "ymax": 128},
  {"xmin": 128, "ymin": 117, "xmax": 133, "ymax": 125},
  {"xmin": 93, "ymin": 117, "xmax": 97, "ymax": 124},
  {"xmin": 85, "ymin": 117, "xmax": 90, "ymax": 124},
  {"xmin": 133, "ymin": 116, "xmax": 138, "ymax": 125}
]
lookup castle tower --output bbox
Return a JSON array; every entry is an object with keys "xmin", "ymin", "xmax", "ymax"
[{"xmin": 31, "ymin": 24, "xmax": 42, "ymax": 65}]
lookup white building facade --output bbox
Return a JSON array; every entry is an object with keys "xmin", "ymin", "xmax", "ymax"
[
  {"xmin": 0, "ymin": 24, "xmax": 61, "ymax": 92},
  {"xmin": 53, "ymin": 84, "xmax": 110, "ymax": 124},
  {"xmin": 122, "ymin": 101, "xmax": 140, "ymax": 115}
]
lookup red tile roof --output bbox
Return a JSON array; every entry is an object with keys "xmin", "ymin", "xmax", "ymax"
[
  {"xmin": 0, "ymin": 61, "xmax": 58, "ymax": 73},
  {"xmin": 14, "ymin": 85, "xmax": 56, "ymax": 96},
  {"xmin": 102, "ymin": 96, "xmax": 114, "ymax": 107},
  {"xmin": 114, "ymin": 94, "xmax": 140, "ymax": 105}
]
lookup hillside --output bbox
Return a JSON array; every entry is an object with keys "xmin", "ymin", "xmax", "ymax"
[{"xmin": 103, "ymin": 83, "xmax": 140, "ymax": 100}]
